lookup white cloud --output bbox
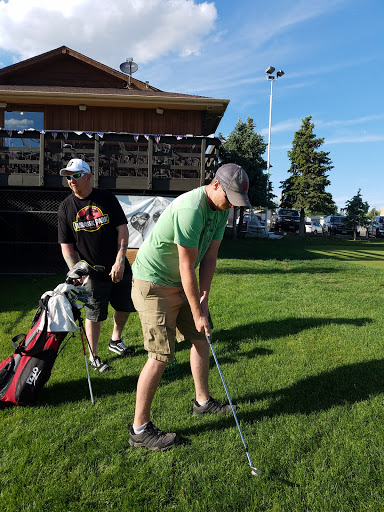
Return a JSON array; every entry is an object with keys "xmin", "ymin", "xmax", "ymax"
[
  {"xmin": 320, "ymin": 114, "xmax": 384, "ymax": 128},
  {"xmin": 325, "ymin": 134, "xmax": 384, "ymax": 145},
  {"xmin": 260, "ymin": 118, "xmax": 302, "ymax": 136},
  {"xmin": 260, "ymin": 115, "xmax": 384, "ymax": 141},
  {"xmin": 0, "ymin": 0, "xmax": 217, "ymax": 65},
  {"xmin": 5, "ymin": 117, "xmax": 35, "ymax": 129}
]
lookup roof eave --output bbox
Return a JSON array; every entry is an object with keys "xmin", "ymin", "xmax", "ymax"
[{"xmin": 0, "ymin": 89, "xmax": 229, "ymax": 112}]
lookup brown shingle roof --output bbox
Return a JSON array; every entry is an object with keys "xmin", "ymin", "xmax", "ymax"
[{"xmin": 0, "ymin": 84, "xmax": 210, "ymax": 99}]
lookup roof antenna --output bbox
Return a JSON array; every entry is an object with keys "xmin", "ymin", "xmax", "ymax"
[{"xmin": 120, "ymin": 58, "xmax": 138, "ymax": 89}]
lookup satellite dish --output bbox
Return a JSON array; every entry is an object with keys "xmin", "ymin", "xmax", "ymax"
[{"xmin": 120, "ymin": 58, "xmax": 138, "ymax": 88}]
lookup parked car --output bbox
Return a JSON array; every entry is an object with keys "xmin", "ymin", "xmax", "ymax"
[
  {"xmin": 305, "ymin": 220, "xmax": 322, "ymax": 234},
  {"xmin": 238, "ymin": 213, "xmax": 264, "ymax": 233},
  {"xmin": 367, "ymin": 216, "xmax": 384, "ymax": 238},
  {"xmin": 322, "ymin": 215, "xmax": 353, "ymax": 235},
  {"xmin": 271, "ymin": 208, "xmax": 300, "ymax": 232}
]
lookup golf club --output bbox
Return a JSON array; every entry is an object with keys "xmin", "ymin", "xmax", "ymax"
[
  {"xmin": 79, "ymin": 317, "xmax": 94, "ymax": 405},
  {"xmin": 66, "ymin": 260, "xmax": 105, "ymax": 286},
  {"xmin": 65, "ymin": 261, "xmax": 103, "ymax": 405},
  {"xmin": 205, "ymin": 331, "xmax": 262, "ymax": 476}
]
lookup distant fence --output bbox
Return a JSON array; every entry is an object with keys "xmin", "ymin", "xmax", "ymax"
[{"xmin": 0, "ymin": 189, "xmax": 69, "ymax": 274}]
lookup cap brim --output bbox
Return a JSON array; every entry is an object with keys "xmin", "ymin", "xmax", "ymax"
[
  {"xmin": 60, "ymin": 169, "xmax": 73, "ymax": 176},
  {"xmin": 226, "ymin": 190, "xmax": 250, "ymax": 207},
  {"xmin": 59, "ymin": 169, "xmax": 89, "ymax": 176}
]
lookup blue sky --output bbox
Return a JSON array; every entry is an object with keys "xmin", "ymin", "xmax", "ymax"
[{"xmin": 0, "ymin": 0, "xmax": 383, "ymax": 210}]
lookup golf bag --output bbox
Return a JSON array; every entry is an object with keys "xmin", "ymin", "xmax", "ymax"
[
  {"xmin": 0, "ymin": 261, "xmax": 100, "ymax": 408},
  {"xmin": 0, "ymin": 296, "xmax": 80, "ymax": 407}
]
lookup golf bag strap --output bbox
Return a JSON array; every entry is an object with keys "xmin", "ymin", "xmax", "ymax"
[
  {"xmin": 11, "ymin": 333, "xmax": 26, "ymax": 350},
  {"xmin": 14, "ymin": 309, "xmax": 49, "ymax": 356}
]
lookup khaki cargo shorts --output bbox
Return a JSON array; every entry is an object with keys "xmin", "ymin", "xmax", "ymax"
[{"xmin": 131, "ymin": 277, "xmax": 206, "ymax": 363}]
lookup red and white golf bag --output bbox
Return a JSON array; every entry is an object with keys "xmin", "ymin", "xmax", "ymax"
[{"xmin": 0, "ymin": 290, "xmax": 81, "ymax": 407}]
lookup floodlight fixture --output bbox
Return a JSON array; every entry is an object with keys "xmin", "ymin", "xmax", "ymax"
[{"xmin": 264, "ymin": 66, "xmax": 286, "ymax": 231}]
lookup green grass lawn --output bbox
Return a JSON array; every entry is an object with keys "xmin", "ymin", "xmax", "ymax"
[{"xmin": 1, "ymin": 237, "xmax": 384, "ymax": 511}]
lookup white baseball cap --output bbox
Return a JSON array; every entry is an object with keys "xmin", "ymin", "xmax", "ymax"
[{"xmin": 60, "ymin": 159, "xmax": 91, "ymax": 176}]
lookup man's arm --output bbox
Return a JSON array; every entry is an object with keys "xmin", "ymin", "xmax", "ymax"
[
  {"xmin": 178, "ymin": 244, "xmax": 210, "ymax": 335},
  {"xmin": 109, "ymin": 223, "xmax": 129, "ymax": 283},
  {"xmin": 198, "ymin": 239, "xmax": 221, "ymax": 317},
  {"xmin": 60, "ymin": 243, "xmax": 80, "ymax": 270}
]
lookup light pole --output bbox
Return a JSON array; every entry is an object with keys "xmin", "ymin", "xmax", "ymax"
[{"xmin": 265, "ymin": 66, "xmax": 285, "ymax": 231}]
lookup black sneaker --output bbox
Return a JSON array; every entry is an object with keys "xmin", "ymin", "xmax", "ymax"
[
  {"xmin": 89, "ymin": 356, "xmax": 110, "ymax": 373},
  {"xmin": 108, "ymin": 338, "xmax": 135, "ymax": 356},
  {"xmin": 129, "ymin": 422, "xmax": 178, "ymax": 452},
  {"xmin": 192, "ymin": 396, "xmax": 235, "ymax": 415}
]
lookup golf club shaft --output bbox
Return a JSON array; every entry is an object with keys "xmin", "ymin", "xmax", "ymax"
[
  {"xmin": 83, "ymin": 354, "xmax": 94, "ymax": 405},
  {"xmin": 206, "ymin": 333, "xmax": 261, "ymax": 473},
  {"xmin": 80, "ymin": 327, "xmax": 94, "ymax": 404}
]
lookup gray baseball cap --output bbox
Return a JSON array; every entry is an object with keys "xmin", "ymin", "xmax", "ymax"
[{"xmin": 215, "ymin": 163, "xmax": 250, "ymax": 206}]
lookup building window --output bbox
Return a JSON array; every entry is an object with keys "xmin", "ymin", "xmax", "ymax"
[{"xmin": 4, "ymin": 111, "xmax": 43, "ymax": 147}]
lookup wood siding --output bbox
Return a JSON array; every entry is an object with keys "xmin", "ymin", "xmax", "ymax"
[
  {"xmin": 0, "ymin": 54, "xmax": 125, "ymax": 88},
  {"xmin": 44, "ymin": 105, "xmax": 204, "ymax": 135}
]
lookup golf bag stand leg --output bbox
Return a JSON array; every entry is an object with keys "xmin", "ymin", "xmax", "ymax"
[
  {"xmin": 78, "ymin": 316, "xmax": 94, "ymax": 405},
  {"xmin": 206, "ymin": 333, "xmax": 262, "ymax": 476}
]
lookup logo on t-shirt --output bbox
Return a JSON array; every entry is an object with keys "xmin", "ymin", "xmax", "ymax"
[{"xmin": 73, "ymin": 206, "xmax": 109, "ymax": 232}]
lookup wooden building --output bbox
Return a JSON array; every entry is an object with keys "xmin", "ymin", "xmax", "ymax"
[
  {"xmin": 0, "ymin": 47, "xmax": 229, "ymax": 272},
  {"xmin": 0, "ymin": 46, "xmax": 228, "ymax": 193}
]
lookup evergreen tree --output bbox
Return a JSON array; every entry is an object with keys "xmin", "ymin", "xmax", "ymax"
[
  {"xmin": 344, "ymin": 189, "xmax": 369, "ymax": 240},
  {"xmin": 280, "ymin": 116, "xmax": 335, "ymax": 236},
  {"xmin": 219, "ymin": 117, "xmax": 273, "ymax": 207},
  {"xmin": 367, "ymin": 207, "xmax": 380, "ymax": 220}
]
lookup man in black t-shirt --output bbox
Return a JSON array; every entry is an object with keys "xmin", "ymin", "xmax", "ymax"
[{"xmin": 58, "ymin": 158, "xmax": 136, "ymax": 372}]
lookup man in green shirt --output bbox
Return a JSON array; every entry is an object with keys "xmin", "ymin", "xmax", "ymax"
[{"xmin": 129, "ymin": 163, "xmax": 250, "ymax": 451}]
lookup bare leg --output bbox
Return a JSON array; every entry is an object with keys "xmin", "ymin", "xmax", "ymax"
[
  {"xmin": 190, "ymin": 338, "xmax": 210, "ymax": 403},
  {"xmin": 111, "ymin": 311, "xmax": 130, "ymax": 340},
  {"xmin": 85, "ymin": 319, "xmax": 102, "ymax": 358},
  {"xmin": 134, "ymin": 358, "xmax": 167, "ymax": 427}
]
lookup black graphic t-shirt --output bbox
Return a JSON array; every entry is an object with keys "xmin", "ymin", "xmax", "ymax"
[{"xmin": 58, "ymin": 188, "xmax": 128, "ymax": 277}]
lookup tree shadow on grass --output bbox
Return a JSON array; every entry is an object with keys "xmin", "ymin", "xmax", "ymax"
[
  {"xmin": 239, "ymin": 358, "xmax": 384, "ymax": 422},
  {"xmin": 180, "ymin": 358, "xmax": 384, "ymax": 441},
  {"xmin": 31, "ymin": 318, "xmax": 373, "ymax": 413},
  {"xmin": 214, "ymin": 265, "xmax": 341, "ymax": 276},
  {"xmin": 209, "ymin": 316, "xmax": 372, "ymax": 350},
  {"xmin": 38, "ymin": 373, "xmax": 138, "ymax": 406}
]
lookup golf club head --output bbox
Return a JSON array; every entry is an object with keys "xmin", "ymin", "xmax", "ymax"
[
  {"xmin": 65, "ymin": 260, "xmax": 105, "ymax": 283},
  {"xmin": 251, "ymin": 467, "xmax": 262, "ymax": 476}
]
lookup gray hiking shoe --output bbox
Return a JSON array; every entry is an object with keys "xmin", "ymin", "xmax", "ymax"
[
  {"xmin": 89, "ymin": 356, "xmax": 110, "ymax": 373},
  {"xmin": 192, "ymin": 396, "xmax": 235, "ymax": 415},
  {"xmin": 129, "ymin": 422, "xmax": 178, "ymax": 452}
]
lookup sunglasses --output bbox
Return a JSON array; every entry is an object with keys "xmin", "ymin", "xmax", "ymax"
[
  {"xmin": 66, "ymin": 172, "xmax": 87, "ymax": 180},
  {"xmin": 221, "ymin": 185, "xmax": 230, "ymax": 203}
]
